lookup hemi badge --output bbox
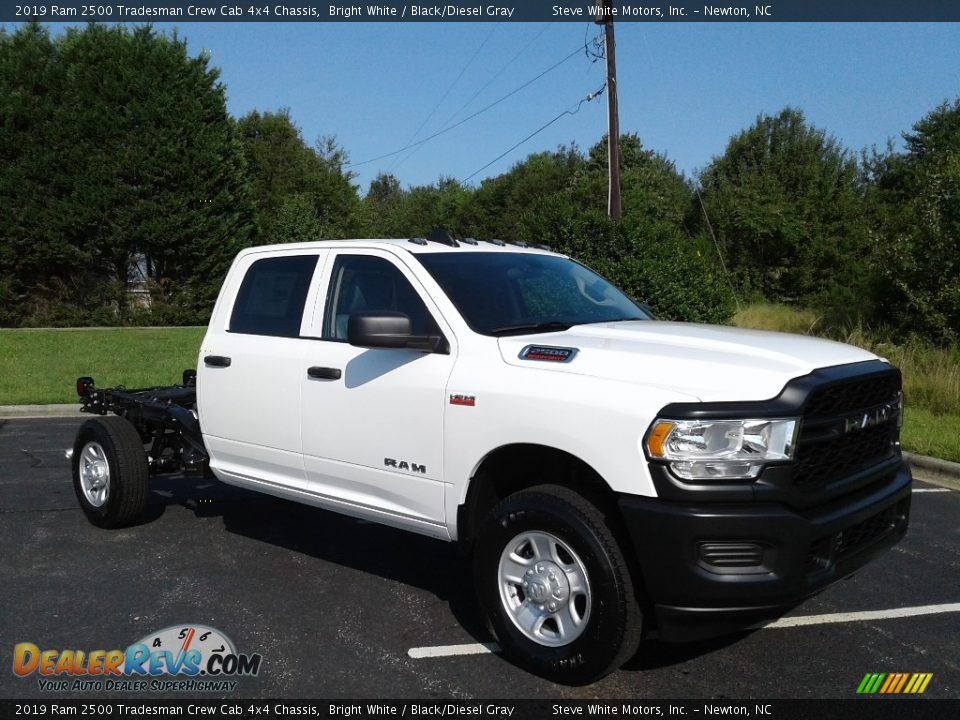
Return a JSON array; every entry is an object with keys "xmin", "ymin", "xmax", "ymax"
[
  {"xmin": 519, "ymin": 345, "xmax": 578, "ymax": 363},
  {"xmin": 450, "ymin": 394, "xmax": 476, "ymax": 407}
]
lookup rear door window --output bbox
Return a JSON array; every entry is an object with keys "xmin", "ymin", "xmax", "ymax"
[{"xmin": 230, "ymin": 255, "xmax": 319, "ymax": 337}]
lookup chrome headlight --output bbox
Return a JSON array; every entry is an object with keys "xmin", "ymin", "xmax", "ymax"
[{"xmin": 645, "ymin": 418, "xmax": 799, "ymax": 480}]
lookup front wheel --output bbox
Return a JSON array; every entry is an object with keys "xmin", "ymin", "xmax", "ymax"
[
  {"xmin": 72, "ymin": 417, "xmax": 149, "ymax": 528},
  {"xmin": 473, "ymin": 484, "xmax": 643, "ymax": 684}
]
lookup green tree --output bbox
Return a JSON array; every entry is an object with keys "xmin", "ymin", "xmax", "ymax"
[
  {"xmin": 519, "ymin": 200, "xmax": 735, "ymax": 324},
  {"xmin": 469, "ymin": 146, "xmax": 583, "ymax": 239},
  {"xmin": 367, "ymin": 172, "xmax": 402, "ymax": 203},
  {"xmin": 0, "ymin": 23, "xmax": 255, "ymax": 325},
  {"xmin": 574, "ymin": 134, "xmax": 693, "ymax": 229},
  {"xmin": 697, "ymin": 108, "xmax": 866, "ymax": 306},
  {"xmin": 360, "ymin": 173, "xmax": 408, "ymax": 237},
  {"xmin": 360, "ymin": 176, "xmax": 475, "ymax": 239},
  {"xmin": 0, "ymin": 23, "xmax": 74, "ymax": 325},
  {"xmin": 866, "ymin": 99, "xmax": 960, "ymax": 343},
  {"xmin": 236, "ymin": 110, "xmax": 360, "ymax": 242}
]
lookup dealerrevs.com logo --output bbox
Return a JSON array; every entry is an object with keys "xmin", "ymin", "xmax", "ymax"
[{"xmin": 13, "ymin": 624, "xmax": 262, "ymax": 693}]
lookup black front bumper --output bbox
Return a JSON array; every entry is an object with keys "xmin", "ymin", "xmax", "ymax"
[{"xmin": 618, "ymin": 461, "xmax": 912, "ymax": 642}]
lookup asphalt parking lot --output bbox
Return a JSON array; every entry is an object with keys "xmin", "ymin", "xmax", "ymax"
[{"xmin": 1, "ymin": 417, "xmax": 958, "ymax": 700}]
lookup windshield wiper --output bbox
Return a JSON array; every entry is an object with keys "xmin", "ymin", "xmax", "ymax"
[{"xmin": 489, "ymin": 321, "xmax": 573, "ymax": 337}]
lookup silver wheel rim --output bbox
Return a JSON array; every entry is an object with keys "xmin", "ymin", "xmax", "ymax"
[
  {"xmin": 497, "ymin": 530, "xmax": 592, "ymax": 647},
  {"xmin": 79, "ymin": 441, "xmax": 110, "ymax": 508}
]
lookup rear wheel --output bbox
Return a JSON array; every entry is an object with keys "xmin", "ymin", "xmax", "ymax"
[
  {"xmin": 473, "ymin": 484, "xmax": 643, "ymax": 684},
  {"xmin": 72, "ymin": 417, "xmax": 148, "ymax": 528}
]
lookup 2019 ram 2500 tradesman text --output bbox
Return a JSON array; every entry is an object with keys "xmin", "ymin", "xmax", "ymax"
[{"xmin": 71, "ymin": 237, "xmax": 911, "ymax": 684}]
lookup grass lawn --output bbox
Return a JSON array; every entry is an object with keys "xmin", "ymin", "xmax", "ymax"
[
  {"xmin": 901, "ymin": 407, "xmax": 960, "ymax": 463},
  {"xmin": 0, "ymin": 327, "xmax": 205, "ymax": 405},
  {"xmin": 2, "ymin": 317, "xmax": 958, "ymax": 463}
]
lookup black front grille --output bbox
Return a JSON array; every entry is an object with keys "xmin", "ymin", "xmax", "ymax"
[
  {"xmin": 794, "ymin": 423, "xmax": 897, "ymax": 487},
  {"xmin": 803, "ymin": 372, "xmax": 901, "ymax": 418},
  {"xmin": 793, "ymin": 371, "xmax": 901, "ymax": 489},
  {"xmin": 805, "ymin": 496, "xmax": 909, "ymax": 574},
  {"xmin": 836, "ymin": 504, "xmax": 899, "ymax": 556}
]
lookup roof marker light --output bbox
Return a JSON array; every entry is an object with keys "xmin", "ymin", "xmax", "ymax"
[{"xmin": 427, "ymin": 229, "xmax": 459, "ymax": 247}]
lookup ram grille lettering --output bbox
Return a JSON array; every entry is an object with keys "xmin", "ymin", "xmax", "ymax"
[{"xmin": 843, "ymin": 399, "xmax": 901, "ymax": 434}]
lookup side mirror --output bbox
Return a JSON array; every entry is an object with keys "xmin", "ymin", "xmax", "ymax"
[{"xmin": 347, "ymin": 312, "xmax": 447, "ymax": 353}]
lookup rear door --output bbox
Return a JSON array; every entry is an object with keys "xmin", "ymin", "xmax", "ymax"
[
  {"xmin": 199, "ymin": 250, "xmax": 327, "ymax": 490},
  {"xmin": 299, "ymin": 249, "xmax": 456, "ymax": 535}
]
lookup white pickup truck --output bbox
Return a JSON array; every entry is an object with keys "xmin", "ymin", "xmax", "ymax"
[{"xmin": 71, "ymin": 236, "xmax": 911, "ymax": 683}]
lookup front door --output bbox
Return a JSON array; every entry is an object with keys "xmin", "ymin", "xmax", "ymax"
[{"xmin": 300, "ymin": 250, "xmax": 455, "ymax": 535}]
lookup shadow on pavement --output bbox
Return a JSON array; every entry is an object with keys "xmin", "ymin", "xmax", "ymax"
[{"xmin": 145, "ymin": 473, "xmax": 494, "ymax": 646}]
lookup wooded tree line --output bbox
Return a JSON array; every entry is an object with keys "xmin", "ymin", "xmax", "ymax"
[{"xmin": 1, "ymin": 24, "xmax": 957, "ymax": 343}]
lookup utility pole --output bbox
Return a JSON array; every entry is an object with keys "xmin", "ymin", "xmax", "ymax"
[{"xmin": 598, "ymin": 0, "xmax": 621, "ymax": 219}]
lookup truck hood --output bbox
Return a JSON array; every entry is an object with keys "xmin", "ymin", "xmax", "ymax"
[{"xmin": 498, "ymin": 321, "xmax": 880, "ymax": 402}]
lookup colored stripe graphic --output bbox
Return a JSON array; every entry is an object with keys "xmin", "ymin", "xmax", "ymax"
[
  {"xmin": 880, "ymin": 673, "xmax": 903, "ymax": 693},
  {"xmin": 910, "ymin": 673, "xmax": 932, "ymax": 693},
  {"xmin": 893, "ymin": 673, "xmax": 910, "ymax": 693},
  {"xmin": 856, "ymin": 673, "xmax": 886, "ymax": 693},
  {"xmin": 858, "ymin": 672, "xmax": 932, "ymax": 694}
]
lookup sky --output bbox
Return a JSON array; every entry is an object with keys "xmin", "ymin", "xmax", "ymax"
[{"xmin": 18, "ymin": 21, "xmax": 960, "ymax": 193}]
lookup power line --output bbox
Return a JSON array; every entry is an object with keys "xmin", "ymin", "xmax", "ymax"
[
  {"xmin": 393, "ymin": 26, "xmax": 595, "ymax": 175},
  {"xmin": 441, "ymin": 24, "xmax": 552, "ymax": 130},
  {"xmin": 390, "ymin": 25, "xmax": 555, "ymax": 174},
  {"xmin": 695, "ymin": 186, "xmax": 742, "ymax": 313},
  {"xmin": 346, "ymin": 42, "xmax": 589, "ymax": 170},
  {"xmin": 388, "ymin": 25, "xmax": 499, "ymax": 174},
  {"xmin": 583, "ymin": 23, "xmax": 604, "ymax": 63},
  {"xmin": 461, "ymin": 83, "xmax": 607, "ymax": 184}
]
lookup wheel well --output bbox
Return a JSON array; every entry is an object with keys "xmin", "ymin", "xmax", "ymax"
[{"xmin": 457, "ymin": 444, "xmax": 616, "ymax": 546}]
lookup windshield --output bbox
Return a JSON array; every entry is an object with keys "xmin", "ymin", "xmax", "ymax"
[{"xmin": 416, "ymin": 252, "xmax": 651, "ymax": 336}]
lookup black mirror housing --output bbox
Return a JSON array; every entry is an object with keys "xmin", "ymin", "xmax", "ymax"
[{"xmin": 347, "ymin": 312, "xmax": 447, "ymax": 353}]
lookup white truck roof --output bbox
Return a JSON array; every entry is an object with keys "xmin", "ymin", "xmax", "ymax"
[{"xmin": 236, "ymin": 237, "xmax": 562, "ymax": 257}]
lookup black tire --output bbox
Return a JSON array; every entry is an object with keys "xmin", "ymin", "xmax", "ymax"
[
  {"xmin": 473, "ymin": 484, "xmax": 643, "ymax": 684},
  {"xmin": 72, "ymin": 417, "xmax": 149, "ymax": 528}
]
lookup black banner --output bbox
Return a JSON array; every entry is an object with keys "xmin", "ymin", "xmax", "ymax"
[
  {"xmin": 4, "ymin": 1, "xmax": 960, "ymax": 24},
  {"xmin": 2, "ymin": 700, "xmax": 960, "ymax": 720}
]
